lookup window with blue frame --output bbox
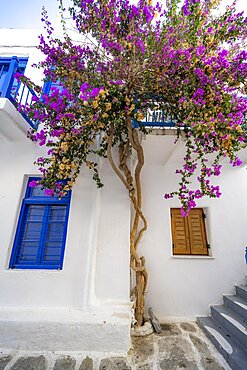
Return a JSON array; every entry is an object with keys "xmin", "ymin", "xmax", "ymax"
[{"xmin": 9, "ymin": 178, "xmax": 71, "ymax": 270}]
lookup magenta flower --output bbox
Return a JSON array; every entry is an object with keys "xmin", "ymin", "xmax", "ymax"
[
  {"xmin": 80, "ymin": 82, "xmax": 91, "ymax": 93},
  {"xmin": 44, "ymin": 188, "xmax": 54, "ymax": 196},
  {"xmin": 51, "ymin": 128, "xmax": 65, "ymax": 137},
  {"xmin": 90, "ymin": 88, "xmax": 100, "ymax": 98},
  {"xmin": 143, "ymin": 6, "xmax": 153, "ymax": 23},
  {"xmin": 29, "ymin": 180, "xmax": 38, "ymax": 188},
  {"xmin": 180, "ymin": 208, "xmax": 189, "ymax": 217},
  {"xmin": 15, "ymin": 0, "xmax": 247, "ymax": 218}
]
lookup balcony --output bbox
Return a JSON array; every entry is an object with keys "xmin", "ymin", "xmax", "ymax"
[
  {"xmin": 0, "ymin": 56, "xmax": 38, "ymax": 140},
  {"xmin": 133, "ymin": 96, "xmax": 176, "ymax": 128},
  {"xmin": 0, "ymin": 56, "xmax": 177, "ymax": 140}
]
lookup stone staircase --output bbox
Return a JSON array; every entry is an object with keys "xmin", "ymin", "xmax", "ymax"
[{"xmin": 197, "ymin": 284, "xmax": 247, "ymax": 370}]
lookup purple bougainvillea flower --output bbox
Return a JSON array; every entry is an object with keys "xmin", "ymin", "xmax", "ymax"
[
  {"xmin": 14, "ymin": 0, "xmax": 247, "ymax": 217},
  {"xmin": 80, "ymin": 82, "xmax": 91, "ymax": 93},
  {"xmin": 29, "ymin": 180, "xmax": 38, "ymax": 188},
  {"xmin": 90, "ymin": 87, "xmax": 100, "ymax": 98},
  {"xmin": 44, "ymin": 188, "xmax": 54, "ymax": 196}
]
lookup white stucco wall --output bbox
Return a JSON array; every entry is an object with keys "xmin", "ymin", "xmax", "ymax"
[
  {"xmin": 0, "ymin": 130, "xmax": 131, "ymax": 351},
  {"xmin": 0, "ymin": 29, "xmax": 130, "ymax": 310},
  {"xmin": 1, "ymin": 28, "xmax": 247, "ymax": 351},
  {"xmin": 0, "ymin": 29, "xmax": 43, "ymax": 85},
  {"xmin": 0, "ymin": 30, "xmax": 131, "ymax": 351},
  {"xmin": 140, "ymin": 134, "xmax": 247, "ymax": 320}
]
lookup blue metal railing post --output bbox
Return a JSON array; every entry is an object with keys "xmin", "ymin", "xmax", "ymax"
[
  {"xmin": 1, "ymin": 56, "xmax": 19, "ymax": 98},
  {"xmin": 245, "ymin": 246, "xmax": 247, "ymax": 265},
  {"xmin": 0, "ymin": 56, "xmax": 39, "ymax": 130},
  {"xmin": 42, "ymin": 80, "xmax": 52, "ymax": 95}
]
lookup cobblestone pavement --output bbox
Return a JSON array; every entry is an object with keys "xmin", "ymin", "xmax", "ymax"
[{"xmin": 0, "ymin": 322, "xmax": 230, "ymax": 370}]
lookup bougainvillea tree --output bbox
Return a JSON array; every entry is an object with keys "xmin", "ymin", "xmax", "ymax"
[{"xmin": 18, "ymin": 0, "xmax": 247, "ymax": 326}]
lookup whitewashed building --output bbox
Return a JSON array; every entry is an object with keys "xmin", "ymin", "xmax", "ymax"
[{"xmin": 0, "ymin": 28, "xmax": 246, "ymax": 354}]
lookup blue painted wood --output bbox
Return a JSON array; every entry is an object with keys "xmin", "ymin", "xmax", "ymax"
[
  {"xmin": 9, "ymin": 178, "xmax": 71, "ymax": 270},
  {"xmin": 42, "ymin": 80, "xmax": 52, "ymax": 96},
  {"xmin": 132, "ymin": 117, "xmax": 176, "ymax": 128},
  {"xmin": 134, "ymin": 107, "xmax": 176, "ymax": 127},
  {"xmin": 132, "ymin": 103, "xmax": 176, "ymax": 127},
  {"xmin": 0, "ymin": 57, "xmax": 28, "ymax": 96},
  {"xmin": 42, "ymin": 80, "xmax": 176, "ymax": 128},
  {"xmin": 0, "ymin": 56, "xmax": 19, "ymax": 97},
  {"xmin": 0, "ymin": 56, "xmax": 39, "ymax": 129}
]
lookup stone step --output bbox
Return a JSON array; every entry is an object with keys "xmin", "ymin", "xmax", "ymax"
[
  {"xmin": 197, "ymin": 316, "xmax": 247, "ymax": 370},
  {"xmin": 211, "ymin": 305, "xmax": 247, "ymax": 349},
  {"xmin": 223, "ymin": 295, "xmax": 247, "ymax": 320},
  {"xmin": 236, "ymin": 285, "xmax": 247, "ymax": 300}
]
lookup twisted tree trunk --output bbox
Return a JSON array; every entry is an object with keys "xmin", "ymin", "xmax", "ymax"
[{"xmin": 107, "ymin": 121, "xmax": 148, "ymax": 326}]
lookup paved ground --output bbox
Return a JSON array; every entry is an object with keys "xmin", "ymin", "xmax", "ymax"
[{"xmin": 0, "ymin": 322, "xmax": 230, "ymax": 370}]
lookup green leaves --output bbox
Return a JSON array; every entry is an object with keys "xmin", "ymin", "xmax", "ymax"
[{"xmin": 19, "ymin": 0, "xmax": 247, "ymax": 208}]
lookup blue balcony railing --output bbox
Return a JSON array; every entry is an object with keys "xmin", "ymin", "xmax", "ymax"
[
  {"xmin": 0, "ymin": 56, "xmax": 38, "ymax": 130},
  {"xmin": 132, "ymin": 96, "xmax": 176, "ymax": 128},
  {"xmin": 0, "ymin": 56, "xmax": 175, "ymax": 131},
  {"xmin": 133, "ymin": 109, "xmax": 176, "ymax": 128}
]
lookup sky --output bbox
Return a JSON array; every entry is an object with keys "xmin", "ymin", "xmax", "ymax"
[
  {"xmin": 0, "ymin": 0, "xmax": 64, "ymax": 29},
  {"xmin": 0, "ymin": 0, "xmax": 247, "ymax": 29}
]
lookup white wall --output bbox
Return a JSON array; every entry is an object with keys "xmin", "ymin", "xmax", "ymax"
[
  {"xmin": 0, "ymin": 31, "xmax": 131, "ymax": 351},
  {"xmin": 0, "ymin": 128, "xmax": 131, "ymax": 352},
  {"xmin": 0, "ymin": 138, "xmax": 130, "ymax": 309},
  {"xmin": 141, "ymin": 134, "xmax": 247, "ymax": 320},
  {"xmin": 1, "ymin": 27, "xmax": 247, "ymax": 337},
  {"xmin": 0, "ymin": 29, "xmax": 44, "ymax": 85}
]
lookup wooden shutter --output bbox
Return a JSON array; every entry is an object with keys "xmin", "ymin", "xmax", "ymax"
[
  {"xmin": 171, "ymin": 208, "xmax": 208, "ymax": 255},
  {"xmin": 187, "ymin": 209, "xmax": 208, "ymax": 255},
  {"xmin": 171, "ymin": 209, "xmax": 190, "ymax": 255}
]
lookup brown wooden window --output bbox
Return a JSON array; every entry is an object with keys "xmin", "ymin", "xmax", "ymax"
[{"xmin": 171, "ymin": 208, "xmax": 209, "ymax": 255}]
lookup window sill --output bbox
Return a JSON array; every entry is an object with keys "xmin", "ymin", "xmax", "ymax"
[
  {"xmin": 171, "ymin": 255, "xmax": 215, "ymax": 260},
  {"xmin": 9, "ymin": 267, "xmax": 62, "ymax": 270}
]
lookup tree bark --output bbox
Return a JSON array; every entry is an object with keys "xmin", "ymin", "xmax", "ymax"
[{"xmin": 107, "ymin": 122, "xmax": 148, "ymax": 326}]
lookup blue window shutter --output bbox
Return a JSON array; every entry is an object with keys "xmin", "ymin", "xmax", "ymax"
[
  {"xmin": 40, "ymin": 205, "xmax": 68, "ymax": 267},
  {"xmin": 36, "ymin": 205, "xmax": 50, "ymax": 265},
  {"xmin": 9, "ymin": 178, "xmax": 71, "ymax": 270}
]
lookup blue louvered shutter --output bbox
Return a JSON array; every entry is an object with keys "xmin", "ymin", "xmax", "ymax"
[
  {"xmin": 14, "ymin": 204, "xmax": 45, "ymax": 266},
  {"xmin": 10, "ymin": 178, "xmax": 71, "ymax": 269},
  {"xmin": 41, "ymin": 205, "xmax": 68, "ymax": 266}
]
